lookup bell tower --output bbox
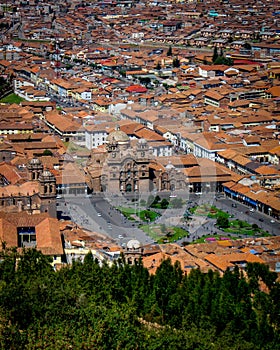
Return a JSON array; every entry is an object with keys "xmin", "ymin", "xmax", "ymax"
[
  {"xmin": 27, "ymin": 158, "xmax": 43, "ymax": 181},
  {"xmin": 136, "ymin": 138, "xmax": 151, "ymax": 192},
  {"xmin": 124, "ymin": 239, "xmax": 143, "ymax": 265},
  {"xmin": 38, "ymin": 169, "xmax": 57, "ymax": 218},
  {"xmin": 136, "ymin": 138, "xmax": 149, "ymax": 159},
  {"xmin": 106, "ymin": 136, "xmax": 120, "ymax": 160}
]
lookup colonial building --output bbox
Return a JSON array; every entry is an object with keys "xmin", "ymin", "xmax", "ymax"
[
  {"xmin": 86, "ymin": 129, "xmax": 235, "ymax": 194},
  {"xmin": 99, "ymin": 128, "xmax": 152, "ymax": 193},
  {"xmin": 0, "ymin": 212, "xmax": 64, "ymax": 267},
  {"xmin": 0, "ymin": 158, "xmax": 57, "ymax": 217},
  {"xmin": 124, "ymin": 239, "xmax": 144, "ymax": 265}
]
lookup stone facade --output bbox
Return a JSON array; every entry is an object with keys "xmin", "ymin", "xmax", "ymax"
[
  {"xmin": 86, "ymin": 129, "xmax": 232, "ymax": 194},
  {"xmin": 87, "ymin": 128, "xmax": 187, "ymax": 194},
  {"xmin": 0, "ymin": 158, "xmax": 57, "ymax": 218}
]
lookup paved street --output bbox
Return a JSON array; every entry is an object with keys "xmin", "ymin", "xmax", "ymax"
[
  {"xmin": 215, "ymin": 197, "xmax": 279, "ymax": 236},
  {"xmin": 57, "ymin": 191, "xmax": 279, "ymax": 246},
  {"xmin": 57, "ymin": 194, "xmax": 154, "ymax": 245},
  {"xmin": 180, "ymin": 193, "xmax": 279, "ymax": 243}
]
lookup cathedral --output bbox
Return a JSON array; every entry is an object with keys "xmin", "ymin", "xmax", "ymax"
[
  {"xmin": 86, "ymin": 128, "xmax": 190, "ymax": 194},
  {"xmin": 85, "ymin": 127, "xmax": 233, "ymax": 194},
  {"xmin": 101, "ymin": 129, "xmax": 152, "ymax": 193}
]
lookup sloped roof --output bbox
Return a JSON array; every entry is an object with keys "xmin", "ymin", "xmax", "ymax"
[
  {"xmin": 126, "ymin": 85, "xmax": 148, "ymax": 93},
  {"xmin": 0, "ymin": 162, "xmax": 23, "ymax": 185},
  {"xmin": 205, "ymin": 252, "xmax": 265, "ymax": 272},
  {"xmin": 0, "ymin": 212, "xmax": 63, "ymax": 255},
  {"xmin": 36, "ymin": 218, "xmax": 64, "ymax": 255}
]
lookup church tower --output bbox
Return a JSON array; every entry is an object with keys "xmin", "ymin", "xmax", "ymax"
[
  {"xmin": 27, "ymin": 158, "xmax": 44, "ymax": 181},
  {"xmin": 136, "ymin": 139, "xmax": 151, "ymax": 193},
  {"xmin": 124, "ymin": 239, "xmax": 143, "ymax": 265},
  {"xmin": 38, "ymin": 169, "xmax": 57, "ymax": 218}
]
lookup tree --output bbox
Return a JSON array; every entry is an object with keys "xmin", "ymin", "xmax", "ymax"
[
  {"xmin": 155, "ymin": 61, "xmax": 161, "ymax": 70},
  {"xmin": 143, "ymin": 209, "xmax": 154, "ymax": 221},
  {"xmin": 139, "ymin": 77, "xmax": 151, "ymax": 86},
  {"xmin": 214, "ymin": 56, "xmax": 233, "ymax": 66},
  {"xmin": 153, "ymin": 258, "xmax": 183, "ymax": 323},
  {"xmin": 243, "ymin": 42, "xmax": 252, "ymax": 50},
  {"xmin": 0, "ymin": 245, "xmax": 18, "ymax": 283},
  {"xmin": 270, "ymin": 282, "xmax": 280, "ymax": 331},
  {"xmin": 167, "ymin": 46, "xmax": 172, "ymax": 57},
  {"xmin": 0, "ymin": 243, "xmax": 279, "ymax": 348},
  {"xmin": 43, "ymin": 149, "xmax": 53, "ymax": 156},
  {"xmin": 172, "ymin": 57, "xmax": 180, "ymax": 68},
  {"xmin": 16, "ymin": 248, "xmax": 53, "ymax": 279},
  {"xmin": 216, "ymin": 215, "xmax": 229, "ymax": 228},
  {"xmin": 255, "ymin": 32, "xmax": 261, "ymax": 42},
  {"xmin": 160, "ymin": 198, "xmax": 169, "ymax": 209},
  {"xmin": 246, "ymin": 262, "xmax": 277, "ymax": 291},
  {"xmin": 152, "ymin": 195, "xmax": 161, "ymax": 206},
  {"xmin": 212, "ymin": 46, "xmax": 219, "ymax": 63},
  {"xmin": 203, "ymin": 56, "xmax": 209, "ymax": 65}
]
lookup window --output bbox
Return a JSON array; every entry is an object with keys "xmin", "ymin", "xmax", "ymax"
[{"xmin": 17, "ymin": 227, "xmax": 36, "ymax": 248}]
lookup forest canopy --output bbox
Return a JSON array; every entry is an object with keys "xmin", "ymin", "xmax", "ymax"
[{"xmin": 0, "ymin": 248, "xmax": 279, "ymax": 350}]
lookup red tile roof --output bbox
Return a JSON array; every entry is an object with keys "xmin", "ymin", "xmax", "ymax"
[{"xmin": 126, "ymin": 85, "xmax": 148, "ymax": 93}]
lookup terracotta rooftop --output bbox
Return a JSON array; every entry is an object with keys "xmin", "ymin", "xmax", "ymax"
[
  {"xmin": 0, "ymin": 212, "xmax": 63, "ymax": 255},
  {"xmin": 205, "ymin": 252, "xmax": 266, "ymax": 273}
]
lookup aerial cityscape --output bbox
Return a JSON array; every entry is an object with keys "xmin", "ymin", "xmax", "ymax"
[{"xmin": 0, "ymin": 0, "xmax": 279, "ymax": 348}]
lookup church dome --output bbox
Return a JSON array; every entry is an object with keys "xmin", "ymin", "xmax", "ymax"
[
  {"xmin": 39, "ymin": 169, "xmax": 55, "ymax": 181},
  {"xmin": 127, "ymin": 239, "xmax": 141, "ymax": 250},
  {"xmin": 30, "ymin": 158, "xmax": 42, "ymax": 165},
  {"xmin": 42, "ymin": 170, "xmax": 53, "ymax": 177},
  {"xmin": 106, "ymin": 127, "xmax": 129, "ymax": 144},
  {"xmin": 166, "ymin": 162, "xmax": 175, "ymax": 170}
]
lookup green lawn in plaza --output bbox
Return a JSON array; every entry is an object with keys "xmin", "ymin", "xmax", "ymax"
[
  {"xmin": 140, "ymin": 224, "xmax": 189, "ymax": 243},
  {"xmin": 117, "ymin": 207, "xmax": 160, "ymax": 222},
  {"xmin": 223, "ymin": 219, "xmax": 270, "ymax": 237},
  {"xmin": 189, "ymin": 204, "xmax": 230, "ymax": 219},
  {"xmin": 0, "ymin": 93, "xmax": 25, "ymax": 104}
]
